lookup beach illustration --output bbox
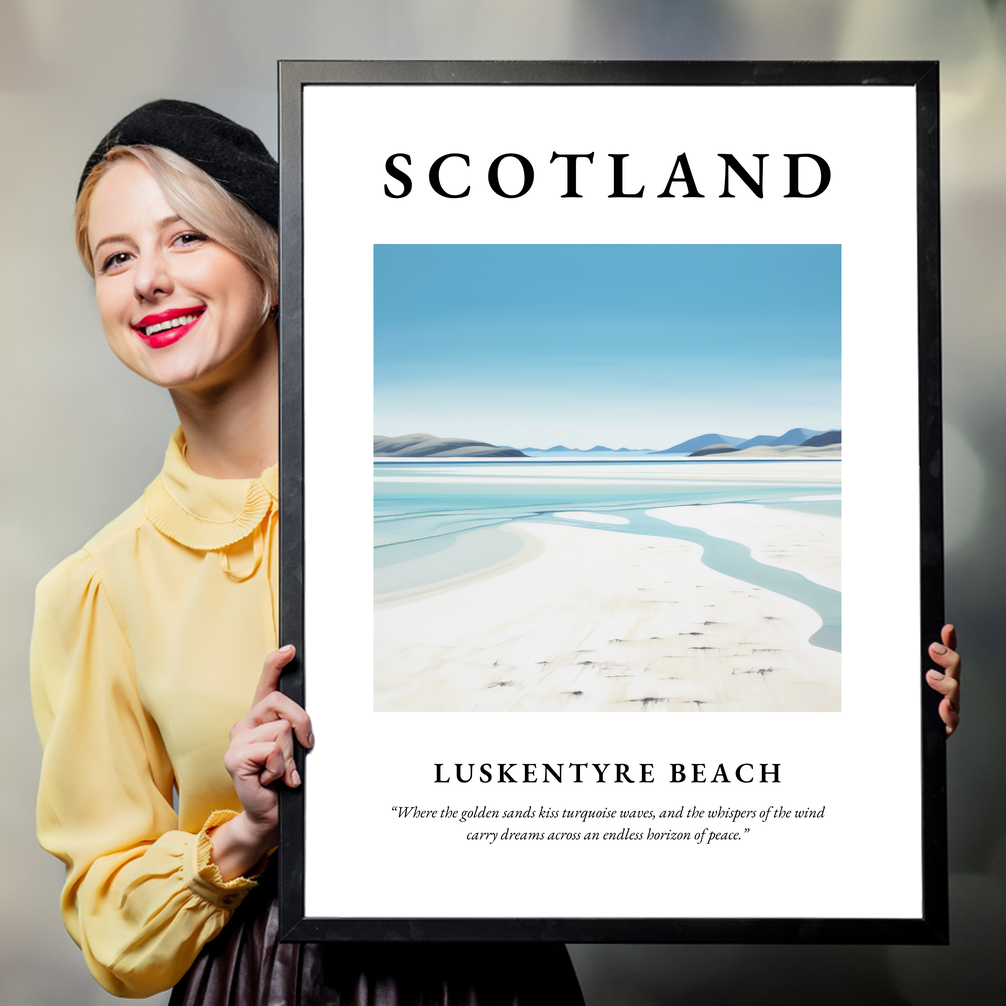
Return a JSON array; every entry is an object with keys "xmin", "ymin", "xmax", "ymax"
[{"xmin": 374, "ymin": 245, "xmax": 841, "ymax": 712}]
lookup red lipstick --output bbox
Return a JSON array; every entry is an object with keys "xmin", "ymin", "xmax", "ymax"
[{"xmin": 132, "ymin": 306, "xmax": 205, "ymax": 349}]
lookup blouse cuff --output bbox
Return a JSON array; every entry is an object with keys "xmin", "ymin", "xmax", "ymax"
[{"xmin": 183, "ymin": 810, "xmax": 269, "ymax": 909}]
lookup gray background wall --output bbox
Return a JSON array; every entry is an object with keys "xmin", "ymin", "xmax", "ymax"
[{"xmin": 1, "ymin": 2, "xmax": 1003, "ymax": 1003}]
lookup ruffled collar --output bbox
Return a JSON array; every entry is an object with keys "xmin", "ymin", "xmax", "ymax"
[{"xmin": 143, "ymin": 428, "xmax": 278, "ymax": 551}]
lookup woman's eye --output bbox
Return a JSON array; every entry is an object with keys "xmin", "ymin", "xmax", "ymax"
[
  {"xmin": 101, "ymin": 251, "xmax": 132, "ymax": 273},
  {"xmin": 173, "ymin": 231, "xmax": 208, "ymax": 248}
]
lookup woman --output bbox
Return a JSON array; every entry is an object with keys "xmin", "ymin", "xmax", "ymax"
[{"xmin": 31, "ymin": 99, "xmax": 585, "ymax": 1003}]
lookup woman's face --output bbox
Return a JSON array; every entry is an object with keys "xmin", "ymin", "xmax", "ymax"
[{"xmin": 87, "ymin": 158, "xmax": 270, "ymax": 393}]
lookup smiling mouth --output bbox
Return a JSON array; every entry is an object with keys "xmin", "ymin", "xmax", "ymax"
[{"xmin": 135, "ymin": 308, "xmax": 205, "ymax": 338}]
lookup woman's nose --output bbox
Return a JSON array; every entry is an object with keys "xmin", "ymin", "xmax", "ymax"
[{"xmin": 133, "ymin": 249, "xmax": 173, "ymax": 302}]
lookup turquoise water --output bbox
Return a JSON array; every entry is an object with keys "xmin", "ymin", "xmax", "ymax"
[{"xmin": 375, "ymin": 459, "xmax": 841, "ymax": 650}]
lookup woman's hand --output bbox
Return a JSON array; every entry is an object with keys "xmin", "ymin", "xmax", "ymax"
[
  {"xmin": 926, "ymin": 624, "xmax": 960, "ymax": 737},
  {"xmin": 209, "ymin": 645, "xmax": 314, "ymax": 881}
]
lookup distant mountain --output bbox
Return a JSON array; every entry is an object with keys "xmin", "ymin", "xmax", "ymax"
[
  {"xmin": 801, "ymin": 430, "xmax": 841, "ymax": 447},
  {"xmin": 730, "ymin": 428, "xmax": 829, "ymax": 450},
  {"xmin": 519, "ymin": 445, "xmax": 650, "ymax": 454},
  {"xmin": 496, "ymin": 429, "xmax": 840, "ymax": 457},
  {"xmin": 689, "ymin": 443, "xmax": 740, "ymax": 457},
  {"xmin": 649, "ymin": 433, "xmax": 746, "ymax": 455},
  {"xmin": 768, "ymin": 427, "xmax": 828, "ymax": 446},
  {"xmin": 375, "ymin": 434, "xmax": 527, "ymax": 458},
  {"xmin": 733, "ymin": 434, "xmax": 780, "ymax": 450}
]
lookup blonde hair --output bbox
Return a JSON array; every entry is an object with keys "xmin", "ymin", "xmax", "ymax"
[{"xmin": 75, "ymin": 145, "xmax": 278, "ymax": 322}]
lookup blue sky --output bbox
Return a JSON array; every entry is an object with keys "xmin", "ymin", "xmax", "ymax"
[{"xmin": 374, "ymin": 245, "xmax": 840, "ymax": 449}]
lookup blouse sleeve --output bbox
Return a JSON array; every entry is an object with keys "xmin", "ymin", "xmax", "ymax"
[{"xmin": 31, "ymin": 549, "xmax": 262, "ymax": 998}]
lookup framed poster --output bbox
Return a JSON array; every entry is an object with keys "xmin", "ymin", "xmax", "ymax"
[{"xmin": 277, "ymin": 61, "xmax": 946, "ymax": 943}]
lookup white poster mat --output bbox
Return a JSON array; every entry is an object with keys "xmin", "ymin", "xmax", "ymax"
[{"xmin": 301, "ymin": 84, "xmax": 919, "ymax": 920}]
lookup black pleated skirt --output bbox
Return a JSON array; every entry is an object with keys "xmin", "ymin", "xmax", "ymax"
[{"xmin": 169, "ymin": 869, "xmax": 585, "ymax": 1006}]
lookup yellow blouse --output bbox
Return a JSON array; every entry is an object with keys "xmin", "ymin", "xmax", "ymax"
[{"xmin": 31, "ymin": 428, "xmax": 279, "ymax": 998}]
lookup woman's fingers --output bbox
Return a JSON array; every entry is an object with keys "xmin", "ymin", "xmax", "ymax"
[
  {"xmin": 926, "ymin": 668, "xmax": 960, "ymax": 736},
  {"xmin": 243, "ymin": 644, "xmax": 314, "ymax": 749},
  {"xmin": 224, "ymin": 738, "xmax": 288, "ymax": 789},
  {"xmin": 927, "ymin": 623, "xmax": 961, "ymax": 737},
  {"xmin": 258, "ymin": 742, "xmax": 289, "ymax": 787},
  {"xmin": 230, "ymin": 719, "xmax": 302, "ymax": 788},
  {"xmin": 928, "ymin": 644, "xmax": 961, "ymax": 679},
  {"xmin": 223, "ymin": 644, "xmax": 311, "ymax": 819},
  {"xmin": 254, "ymin": 691, "xmax": 313, "ymax": 749},
  {"xmin": 941, "ymin": 623, "xmax": 958, "ymax": 653},
  {"xmin": 924, "ymin": 677, "xmax": 960, "ymax": 736},
  {"xmin": 928, "ymin": 631, "xmax": 960, "ymax": 683},
  {"xmin": 926, "ymin": 667, "xmax": 959, "ymax": 704},
  {"xmin": 252, "ymin": 644, "xmax": 296, "ymax": 706},
  {"xmin": 232, "ymin": 689, "xmax": 314, "ymax": 750},
  {"xmin": 218, "ymin": 646, "xmax": 309, "ymax": 848}
]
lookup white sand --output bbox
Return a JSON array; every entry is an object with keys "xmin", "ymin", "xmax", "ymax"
[
  {"xmin": 375, "ymin": 520, "xmax": 840, "ymax": 713},
  {"xmin": 649, "ymin": 504, "xmax": 841, "ymax": 591}
]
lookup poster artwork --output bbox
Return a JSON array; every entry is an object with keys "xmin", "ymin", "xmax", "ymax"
[{"xmin": 373, "ymin": 243, "xmax": 841, "ymax": 714}]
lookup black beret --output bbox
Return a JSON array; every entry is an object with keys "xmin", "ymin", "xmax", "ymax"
[{"xmin": 78, "ymin": 99, "xmax": 278, "ymax": 228}]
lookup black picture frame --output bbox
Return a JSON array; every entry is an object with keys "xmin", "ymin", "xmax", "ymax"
[{"xmin": 277, "ymin": 60, "xmax": 945, "ymax": 944}]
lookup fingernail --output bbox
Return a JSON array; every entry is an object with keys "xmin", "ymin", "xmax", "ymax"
[
  {"xmin": 292, "ymin": 768, "xmax": 301, "ymax": 787},
  {"xmin": 280, "ymin": 644, "xmax": 295, "ymax": 654},
  {"xmin": 306, "ymin": 732, "xmax": 315, "ymax": 748},
  {"xmin": 928, "ymin": 669, "xmax": 944, "ymax": 680},
  {"xmin": 931, "ymin": 643, "xmax": 947, "ymax": 655}
]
